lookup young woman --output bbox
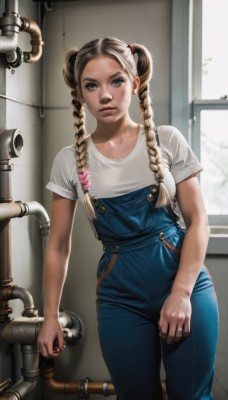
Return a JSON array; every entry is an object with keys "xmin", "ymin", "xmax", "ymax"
[{"xmin": 38, "ymin": 37, "xmax": 219, "ymax": 400}]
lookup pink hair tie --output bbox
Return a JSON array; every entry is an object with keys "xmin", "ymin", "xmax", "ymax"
[
  {"xmin": 128, "ymin": 44, "xmax": 136, "ymax": 54},
  {"xmin": 79, "ymin": 170, "xmax": 90, "ymax": 192},
  {"xmin": 83, "ymin": 181, "xmax": 90, "ymax": 191},
  {"xmin": 79, "ymin": 170, "xmax": 88, "ymax": 183}
]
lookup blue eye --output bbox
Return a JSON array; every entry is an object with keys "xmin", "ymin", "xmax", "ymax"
[
  {"xmin": 113, "ymin": 78, "xmax": 125, "ymax": 86},
  {"xmin": 85, "ymin": 82, "xmax": 97, "ymax": 90}
]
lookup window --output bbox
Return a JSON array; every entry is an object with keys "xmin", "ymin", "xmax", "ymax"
[
  {"xmin": 171, "ymin": 0, "xmax": 228, "ymax": 226},
  {"xmin": 192, "ymin": 0, "xmax": 228, "ymax": 224}
]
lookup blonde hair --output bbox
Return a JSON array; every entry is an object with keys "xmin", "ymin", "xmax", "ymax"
[{"xmin": 62, "ymin": 37, "xmax": 170, "ymax": 219}]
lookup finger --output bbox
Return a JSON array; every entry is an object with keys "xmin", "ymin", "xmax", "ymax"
[
  {"xmin": 57, "ymin": 333, "xmax": 66, "ymax": 351},
  {"xmin": 158, "ymin": 319, "xmax": 168, "ymax": 341},
  {"xmin": 183, "ymin": 320, "xmax": 191, "ymax": 337},
  {"xmin": 167, "ymin": 324, "xmax": 176, "ymax": 344},
  {"xmin": 174, "ymin": 326, "xmax": 183, "ymax": 342},
  {"xmin": 39, "ymin": 344, "xmax": 49, "ymax": 358},
  {"xmin": 45, "ymin": 340, "xmax": 60, "ymax": 358}
]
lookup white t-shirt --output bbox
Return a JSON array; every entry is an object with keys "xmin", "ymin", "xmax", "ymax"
[{"xmin": 46, "ymin": 125, "xmax": 202, "ymax": 203}]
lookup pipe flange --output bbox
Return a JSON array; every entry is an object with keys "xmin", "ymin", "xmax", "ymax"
[
  {"xmin": 4, "ymin": 47, "xmax": 23, "ymax": 69},
  {"xmin": 102, "ymin": 382, "xmax": 109, "ymax": 397},
  {"xmin": 79, "ymin": 378, "xmax": 91, "ymax": 399}
]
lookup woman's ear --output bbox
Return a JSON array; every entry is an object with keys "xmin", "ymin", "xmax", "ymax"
[{"xmin": 132, "ymin": 76, "xmax": 140, "ymax": 95}]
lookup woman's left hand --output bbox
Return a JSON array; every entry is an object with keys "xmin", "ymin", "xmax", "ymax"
[{"xmin": 158, "ymin": 291, "xmax": 192, "ymax": 344}]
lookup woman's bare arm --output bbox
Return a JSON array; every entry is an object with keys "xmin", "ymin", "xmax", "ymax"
[
  {"xmin": 38, "ymin": 193, "xmax": 77, "ymax": 357},
  {"xmin": 159, "ymin": 176, "xmax": 210, "ymax": 343}
]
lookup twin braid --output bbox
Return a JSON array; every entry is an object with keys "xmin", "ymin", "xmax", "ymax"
[
  {"xmin": 138, "ymin": 86, "xmax": 170, "ymax": 207},
  {"xmin": 71, "ymin": 90, "xmax": 95, "ymax": 218}
]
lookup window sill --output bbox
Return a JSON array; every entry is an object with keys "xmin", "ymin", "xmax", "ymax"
[{"xmin": 207, "ymin": 226, "xmax": 228, "ymax": 255}]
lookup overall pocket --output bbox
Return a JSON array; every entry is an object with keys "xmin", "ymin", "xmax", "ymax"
[
  {"xmin": 160, "ymin": 229, "xmax": 185, "ymax": 261},
  {"xmin": 96, "ymin": 253, "xmax": 119, "ymax": 295}
]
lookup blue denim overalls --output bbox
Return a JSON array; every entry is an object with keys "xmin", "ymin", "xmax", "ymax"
[{"xmin": 93, "ymin": 185, "xmax": 219, "ymax": 400}]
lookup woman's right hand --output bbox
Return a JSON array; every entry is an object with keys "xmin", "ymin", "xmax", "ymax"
[{"xmin": 37, "ymin": 316, "xmax": 66, "ymax": 358}]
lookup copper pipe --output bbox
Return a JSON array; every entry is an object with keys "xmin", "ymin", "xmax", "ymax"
[
  {"xmin": 42, "ymin": 367, "xmax": 116, "ymax": 396},
  {"xmin": 42, "ymin": 368, "xmax": 80, "ymax": 394},
  {"xmin": 20, "ymin": 17, "xmax": 44, "ymax": 63}
]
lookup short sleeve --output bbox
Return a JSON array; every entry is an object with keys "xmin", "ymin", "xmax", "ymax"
[
  {"xmin": 160, "ymin": 126, "xmax": 203, "ymax": 184},
  {"xmin": 46, "ymin": 147, "xmax": 78, "ymax": 200}
]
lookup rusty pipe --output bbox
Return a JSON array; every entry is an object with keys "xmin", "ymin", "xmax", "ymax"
[
  {"xmin": 19, "ymin": 17, "xmax": 44, "ymax": 63},
  {"xmin": 0, "ymin": 129, "xmax": 23, "ymax": 321},
  {"xmin": 12, "ymin": 286, "xmax": 38, "ymax": 317},
  {"xmin": 0, "ymin": 286, "xmax": 37, "ymax": 317},
  {"xmin": 42, "ymin": 366, "xmax": 116, "ymax": 396},
  {"xmin": 42, "ymin": 368, "xmax": 80, "ymax": 394}
]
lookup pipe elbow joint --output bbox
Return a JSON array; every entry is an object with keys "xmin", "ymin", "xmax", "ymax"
[
  {"xmin": 20, "ymin": 17, "xmax": 44, "ymax": 64},
  {"xmin": 12, "ymin": 286, "xmax": 38, "ymax": 318}
]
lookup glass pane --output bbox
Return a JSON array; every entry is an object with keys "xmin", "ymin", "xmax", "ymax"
[
  {"xmin": 202, "ymin": 0, "xmax": 228, "ymax": 99},
  {"xmin": 201, "ymin": 110, "xmax": 228, "ymax": 215}
]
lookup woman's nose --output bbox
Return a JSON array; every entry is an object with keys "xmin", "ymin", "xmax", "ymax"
[{"xmin": 99, "ymin": 87, "xmax": 112, "ymax": 103}]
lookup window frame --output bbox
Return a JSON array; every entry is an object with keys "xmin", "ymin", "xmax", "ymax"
[{"xmin": 171, "ymin": 0, "xmax": 228, "ymax": 228}]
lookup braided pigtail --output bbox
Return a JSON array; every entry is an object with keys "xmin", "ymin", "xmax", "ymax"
[
  {"xmin": 62, "ymin": 49, "xmax": 95, "ymax": 219},
  {"xmin": 129, "ymin": 43, "xmax": 170, "ymax": 207}
]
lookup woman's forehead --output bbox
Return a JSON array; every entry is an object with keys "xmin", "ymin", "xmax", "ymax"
[{"xmin": 81, "ymin": 55, "xmax": 126, "ymax": 80}]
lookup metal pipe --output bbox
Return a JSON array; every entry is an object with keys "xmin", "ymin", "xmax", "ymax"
[
  {"xmin": 0, "ymin": 380, "xmax": 37, "ymax": 400},
  {"xmin": 0, "ymin": 313, "xmax": 82, "ymax": 398},
  {"xmin": 0, "ymin": 286, "xmax": 37, "ymax": 317},
  {"xmin": 0, "ymin": 201, "xmax": 50, "ymax": 235},
  {"xmin": 12, "ymin": 287, "xmax": 38, "ymax": 317},
  {"xmin": 0, "ymin": 380, "xmax": 12, "ymax": 395},
  {"xmin": 42, "ymin": 366, "xmax": 116, "ymax": 396},
  {"xmin": 0, "ymin": 129, "xmax": 23, "ymax": 204},
  {"xmin": 23, "ymin": 201, "xmax": 50, "ymax": 236},
  {"xmin": 0, "ymin": 202, "xmax": 26, "ymax": 221},
  {"xmin": 5, "ymin": 0, "xmax": 18, "ymax": 14},
  {"xmin": 0, "ymin": 129, "xmax": 23, "ymax": 321},
  {"xmin": 0, "ymin": 345, "xmax": 39, "ymax": 399},
  {"xmin": 0, "ymin": 0, "xmax": 21, "ymax": 53},
  {"xmin": 0, "ymin": 34, "xmax": 18, "ymax": 53},
  {"xmin": 0, "ymin": 312, "xmax": 83, "ymax": 345},
  {"xmin": 19, "ymin": 17, "xmax": 44, "ymax": 63}
]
